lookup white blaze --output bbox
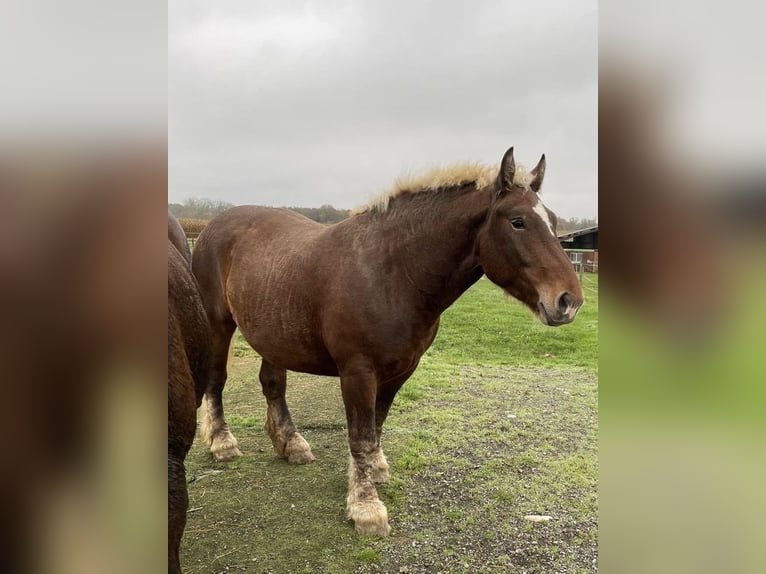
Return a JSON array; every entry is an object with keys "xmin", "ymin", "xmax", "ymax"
[{"xmin": 532, "ymin": 199, "xmax": 555, "ymax": 237}]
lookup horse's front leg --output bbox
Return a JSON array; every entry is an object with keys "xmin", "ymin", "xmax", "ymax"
[{"xmin": 341, "ymin": 362, "xmax": 391, "ymax": 537}]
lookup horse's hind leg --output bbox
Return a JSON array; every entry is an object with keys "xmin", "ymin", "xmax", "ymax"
[
  {"xmin": 259, "ymin": 361, "xmax": 315, "ymax": 464},
  {"xmin": 200, "ymin": 316, "xmax": 242, "ymax": 461}
]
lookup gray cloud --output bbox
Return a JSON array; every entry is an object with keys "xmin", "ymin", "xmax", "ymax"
[{"xmin": 169, "ymin": 0, "xmax": 597, "ymax": 218}]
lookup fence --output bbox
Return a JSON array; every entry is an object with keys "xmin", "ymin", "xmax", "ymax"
[
  {"xmin": 185, "ymin": 233, "xmax": 200, "ymax": 252},
  {"xmin": 565, "ymin": 249, "xmax": 598, "ymax": 279}
]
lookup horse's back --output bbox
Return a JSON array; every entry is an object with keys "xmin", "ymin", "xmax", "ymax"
[
  {"xmin": 193, "ymin": 206, "xmax": 323, "ymax": 294},
  {"xmin": 218, "ymin": 205, "xmax": 323, "ymax": 243},
  {"xmin": 194, "ymin": 205, "xmax": 322, "ymax": 264}
]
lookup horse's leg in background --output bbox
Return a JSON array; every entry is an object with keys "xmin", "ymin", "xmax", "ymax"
[
  {"xmin": 167, "ymin": 456, "xmax": 187, "ymax": 574},
  {"xmin": 259, "ymin": 361, "xmax": 315, "ymax": 464},
  {"xmin": 199, "ymin": 315, "xmax": 242, "ymax": 461},
  {"xmin": 168, "ymin": 326, "xmax": 198, "ymax": 574},
  {"xmin": 341, "ymin": 361, "xmax": 391, "ymax": 536},
  {"xmin": 371, "ymin": 372, "xmax": 412, "ymax": 484},
  {"xmin": 372, "ymin": 369, "xmax": 417, "ymax": 483}
]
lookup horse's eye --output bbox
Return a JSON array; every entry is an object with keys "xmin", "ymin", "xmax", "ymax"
[{"xmin": 510, "ymin": 217, "xmax": 525, "ymax": 229}]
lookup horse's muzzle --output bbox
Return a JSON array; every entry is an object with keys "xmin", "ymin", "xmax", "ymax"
[{"xmin": 538, "ymin": 291, "xmax": 583, "ymax": 326}]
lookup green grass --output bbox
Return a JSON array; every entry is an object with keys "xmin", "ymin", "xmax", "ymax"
[
  {"xmin": 600, "ymin": 261, "xmax": 766, "ymax": 423},
  {"xmin": 182, "ymin": 274, "xmax": 598, "ymax": 573},
  {"xmin": 428, "ymin": 273, "xmax": 598, "ymax": 370}
]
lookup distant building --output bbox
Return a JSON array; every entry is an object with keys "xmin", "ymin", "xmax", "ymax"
[{"xmin": 558, "ymin": 226, "xmax": 598, "ymax": 273}]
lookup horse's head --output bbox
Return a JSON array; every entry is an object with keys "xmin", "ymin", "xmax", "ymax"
[{"xmin": 478, "ymin": 147, "xmax": 584, "ymax": 326}]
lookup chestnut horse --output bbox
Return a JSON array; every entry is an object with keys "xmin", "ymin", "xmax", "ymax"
[
  {"xmin": 192, "ymin": 147, "xmax": 583, "ymax": 536},
  {"xmin": 168, "ymin": 211, "xmax": 192, "ymax": 266},
  {"xmin": 168, "ymin": 223, "xmax": 210, "ymax": 573}
]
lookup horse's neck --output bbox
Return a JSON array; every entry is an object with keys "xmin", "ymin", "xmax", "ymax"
[{"xmin": 363, "ymin": 187, "xmax": 490, "ymax": 315}]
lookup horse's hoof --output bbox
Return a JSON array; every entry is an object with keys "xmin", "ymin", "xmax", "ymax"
[
  {"xmin": 348, "ymin": 500, "xmax": 391, "ymax": 537},
  {"xmin": 211, "ymin": 445, "xmax": 242, "ymax": 461},
  {"xmin": 284, "ymin": 434, "xmax": 315, "ymax": 464},
  {"xmin": 286, "ymin": 449, "xmax": 316, "ymax": 464},
  {"xmin": 211, "ymin": 431, "xmax": 242, "ymax": 461}
]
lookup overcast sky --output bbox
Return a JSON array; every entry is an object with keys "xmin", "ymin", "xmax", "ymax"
[{"xmin": 169, "ymin": 0, "xmax": 597, "ymax": 219}]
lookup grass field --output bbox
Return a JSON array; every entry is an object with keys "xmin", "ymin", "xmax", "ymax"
[{"xmin": 181, "ymin": 274, "xmax": 598, "ymax": 573}]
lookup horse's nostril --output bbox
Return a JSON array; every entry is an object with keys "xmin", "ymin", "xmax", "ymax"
[{"xmin": 557, "ymin": 292, "xmax": 573, "ymax": 315}]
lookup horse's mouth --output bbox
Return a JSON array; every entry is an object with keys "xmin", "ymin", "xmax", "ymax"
[{"xmin": 537, "ymin": 301, "xmax": 579, "ymax": 327}]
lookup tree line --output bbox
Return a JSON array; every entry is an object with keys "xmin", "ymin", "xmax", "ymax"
[
  {"xmin": 556, "ymin": 217, "xmax": 597, "ymax": 233},
  {"xmin": 169, "ymin": 198, "xmax": 350, "ymax": 224},
  {"xmin": 169, "ymin": 198, "xmax": 595, "ymax": 230}
]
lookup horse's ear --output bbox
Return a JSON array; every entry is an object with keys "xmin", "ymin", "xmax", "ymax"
[
  {"xmin": 498, "ymin": 147, "xmax": 515, "ymax": 192},
  {"xmin": 530, "ymin": 154, "xmax": 546, "ymax": 192}
]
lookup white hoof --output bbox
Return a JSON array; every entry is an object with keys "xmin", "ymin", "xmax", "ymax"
[
  {"xmin": 211, "ymin": 430, "xmax": 242, "ymax": 461},
  {"xmin": 284, "ymin": 433, "xmax": 315, "ymax": 465},
  {"xmin": 347, "ymin": 499, "xmax": 391, "ymax": 537}
]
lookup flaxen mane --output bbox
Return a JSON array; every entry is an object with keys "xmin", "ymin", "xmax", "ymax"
[{"xmin": 352, "ymin": 162, "xmax": 534, "ymax": 215}]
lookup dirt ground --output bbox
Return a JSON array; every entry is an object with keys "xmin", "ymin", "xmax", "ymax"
[{"xmin": 181, "ymin": 355, "xmax": 597, "ymax": 574}]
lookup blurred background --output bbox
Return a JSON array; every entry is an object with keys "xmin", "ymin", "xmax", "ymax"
[
  {"xmin": 600, "ymin": 1, "xmax": 766, "ymax": 572},
  {"xmin": 1, "ymin": 1, "xmax": 166, "ymax": 573}
]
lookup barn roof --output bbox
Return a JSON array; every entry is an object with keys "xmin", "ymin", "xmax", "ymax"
[{"xmin": 557, "ymin": 225, "xmax": 598, "ymax": 241}]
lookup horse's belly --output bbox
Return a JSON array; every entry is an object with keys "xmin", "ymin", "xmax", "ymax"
[
  {"xmin": 236, "ymin": 317, "xmax": 338, "ymax": 376},
  {"xmin": 257, "ymin": 340, "xmax": 338, "ymax": 376}
]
